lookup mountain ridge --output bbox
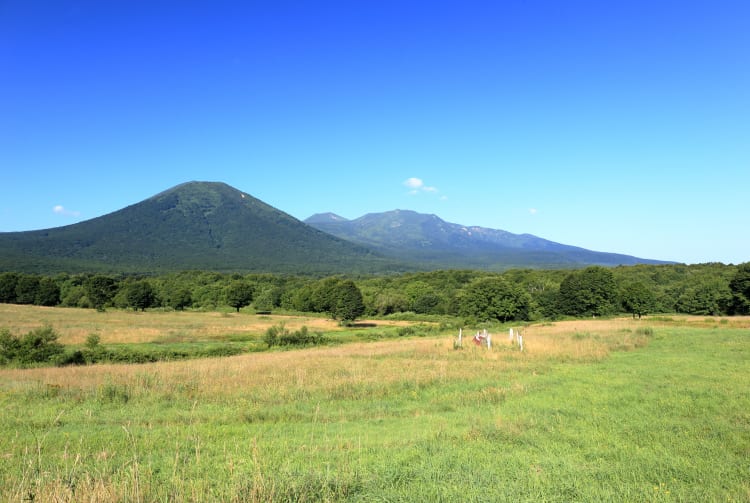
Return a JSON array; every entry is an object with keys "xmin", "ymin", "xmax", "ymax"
[{"xmin": 304, "ymin": 209, "xmax": 672, "ymax": 270}]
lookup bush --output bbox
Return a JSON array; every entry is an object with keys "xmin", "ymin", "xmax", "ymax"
[
  {"xmin": 264, "ymin": 323, "xmax": 326, "ymax": 347},
  {"xmin": 397, "ymin": 326, "xmax": 416, "ymax": 337},
  {"xmin": 0, "ymin": 328, "xmax": 18, "ymax": 364},
  {"xmin": 85, "ymin": 333, "xmax": 101, "ymax": 350},
  {"xmin": 56, "ymin": 349, "xmax": 87, "ymax": 366},
  {"xmin": 0, "ymin": 326, "xmax": 64, "ymax": 366}
]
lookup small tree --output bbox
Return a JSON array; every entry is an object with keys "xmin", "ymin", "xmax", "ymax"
[
  {"xmin": 225, "ymin": 281, "xmax": 254, "ymax": 312},
  {"xmin": 125, "ymin": 280, "xmax": 157, "ymax": 311},
  {"xmin": 332, "ymin": 280, "xmax": 365, "ymax": 323},
  {"xmin": 85, "ymin": 333, "xmax": 101, "ymax": 350},
  {"xmin": 84, "ymin": 275, "xmax": 118, "ymax": 311},
  {"xmin": 620, "ymin": 281, "xmax": 655, "ymax": 319},
  {"xmin": 311, "ymin": 277, "xmax": 342, "ymax": 314},
  {"xmin": 168, "ymin": 287, "xmax": 193, "ymax": 311},
  {"xmin": 253, "ymin": 285, "xmax": 281, "ymax": 313}
]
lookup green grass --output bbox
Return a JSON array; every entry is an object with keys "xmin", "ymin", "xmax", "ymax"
[{"xmin": 0, "ymin": 323, "xmax": 748, "ymax": 501}]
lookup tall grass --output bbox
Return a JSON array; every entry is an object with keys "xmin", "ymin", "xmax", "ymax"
[
  {"xmin": 0, "ymin": 304, "xmax": 413, "ymax": 345},
  {"xmin": 0, "ymin": 315, "xmax": 748, "ymax": 501}
]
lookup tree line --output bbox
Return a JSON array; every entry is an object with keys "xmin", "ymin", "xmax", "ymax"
[{"xmin": 1, "ymin": 262, "xmax": 748, "ymax": 322}]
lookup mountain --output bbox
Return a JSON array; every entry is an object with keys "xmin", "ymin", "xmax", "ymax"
[
  {"xmin": 305, "ymin": 209, "xmax": 672, "ymax": 270},
  {"xmin": 0, "ymin": 182, "xmax": 401, "ymax": 274},
  {"xmin": 0, "ymin": 182, "xmax": 671, "ymax": 275}
]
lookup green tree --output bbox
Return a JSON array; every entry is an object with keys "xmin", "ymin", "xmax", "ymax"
[
  {"xmin": 331, "ymin": 280, "xmax": 366, "ymax": 323},
  {"xmin": 311, "ymin": 277, "xmax": 343, "ymax": 314},
  {"xmin": 125, "ymin": 280, "xmax": 157, "ymax": 311},
  {"xmin": 84, "ymin": 275, "xmax": 118, "ymax": 311},
  {"xmin": 36, "ymin": 277, "xmax": 61, "ymax": 306},
  {"xmin": 728, "ymin": 263, "xmax": 750, "ymax": 314},
  {"xmin": 458, "ymin": 276, "xmax": 531, "ymax": 323},
  {"xmin": 675, "ymin": 279, "xmax": 731, "ymax": 315},
  {"xmin": 0, "ymin": 272, "xmax": 19, "ymax": 304},
  {"xmin": 167, "ymin": 287, "xmax": 193, "ymax": 311},
  {"xmin": 371, "ymin": 289, "xmax": 408, "ymax": 316},
  {"xmin": 285, "ymin": 286, "xmax": 317, "ymax": 312},
  {"xmin": 558, "ymin": 266, "xmax": 618, "ymax": 317},
  {"xmin": 253, "ymin": 285, "xmax": 281, "ymax": 313},
  {"xmin": 620, "ymin": 281, "xmax": 655, "ymax": 319},
  {"xmin": 404, "ymin": 281, "xmax": 443, "ymax": 314},
  {"xmin": 14, "ymin": 275, "xmax": 40, "ymax": 305},
  {"xmin": 225, "ymin": 281, "xmax": 254, "ymax": 312}
]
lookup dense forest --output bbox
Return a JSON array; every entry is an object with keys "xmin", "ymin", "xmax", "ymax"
[{"xmin": 1, "ymin": 263, "xmax": 748, "ymax": 322}]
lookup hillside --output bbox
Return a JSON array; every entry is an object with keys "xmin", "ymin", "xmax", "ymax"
[
  {"xmin": 305, "ymin": 209, "xmax": 672, "ymax": 270},
  {"xmin": 0, "ymin": 182, "xmax": 400, "ymax": 274}
]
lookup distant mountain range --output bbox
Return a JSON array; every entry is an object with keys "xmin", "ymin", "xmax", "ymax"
[
  {"xmin": 0, "ymin": 181, "xmax": 672, "ymax": 274},
  {"xmin": 305, "ymin": 210, "xmax": 671, "ymax": 270}
]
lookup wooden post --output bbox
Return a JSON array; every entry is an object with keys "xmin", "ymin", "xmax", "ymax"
[{"xmin": 519, "ymin": 334, "xmax": 523, "ymax": 352}]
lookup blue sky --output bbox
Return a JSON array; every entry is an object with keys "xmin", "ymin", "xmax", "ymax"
[{"xmin": 1, "ymin": 1, "xmax": 748, "ymax": 265}]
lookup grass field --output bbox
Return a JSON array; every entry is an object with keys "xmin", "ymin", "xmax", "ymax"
[
  {"xmin": 0, "ymin": 307, "xmax": 748, "ymax": 501},
  {"xmin": 0, "ymin": 304, "xmax": 416, "ymax": 345}
]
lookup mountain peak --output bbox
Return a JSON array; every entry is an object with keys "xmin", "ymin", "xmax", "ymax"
[
  {"xmin": 305, "ymin": 212, "xmax": 349, "ymax": 224},
  {"xmin": 0, "ymin": 182, "xmax": 394, "ymax": 274}
]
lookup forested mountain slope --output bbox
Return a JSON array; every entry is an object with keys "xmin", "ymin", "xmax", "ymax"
[
  {"xmin": 0, "ymin": 182, "xmax": 398, "ymax": 274},
  {"xmin": 306, "ymin": 210, "xmax": 672, "ymax": 270}
]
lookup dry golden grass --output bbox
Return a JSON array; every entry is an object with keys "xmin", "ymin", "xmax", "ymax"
[
  {"xmin": 0, "ymin": 304, "xmax": 410, "ymax": 344},
  {"xmin": 0, "ymin": 315, "xmax": 657, "ymax": 402}
]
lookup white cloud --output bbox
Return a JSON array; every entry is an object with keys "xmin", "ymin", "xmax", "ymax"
[
  {"xmin": 529, "ymin": 208, "xmax": 538, "ymax": 215},
  {"xmin": 404, "ymin": 177, "xmax": 424, "ymax": 189},
  {"xmin": 403, "ymin": 177, "xmax": 439, "ymax": 196},
  {"xmin": 53, "ymin": 205, "xmax": 80, "ymax": 217}
]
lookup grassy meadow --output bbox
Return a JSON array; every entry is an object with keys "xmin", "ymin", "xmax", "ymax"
[{"xmin": 0, "ymin": 306, "xmax": 748, "ymax": 501}]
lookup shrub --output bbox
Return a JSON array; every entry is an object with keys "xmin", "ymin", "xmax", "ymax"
[
  {"xmin": 0, "ymin": 326, "xmax": 64, "ymax": 366},
  {"xmin": 0, "ymin": 328, "xmax": 19, "ymax": 364},
  {"xmin": 397, "ymin": 326, "xmax": 416, "ymax": 337},
  {"xmin": 264, "ymin": 323, "xmax": 326, "ymax": 347},
  {"xmin": 56, "ymin": 349, "xmax": 86, "ymax": 366},
  {"xmin": 18, "ymin": 326, "xmax": 65, "ymax": 364},
  {"xmin": 85, "ymin": 333, "xmax": 101, "ymax": 350}
]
